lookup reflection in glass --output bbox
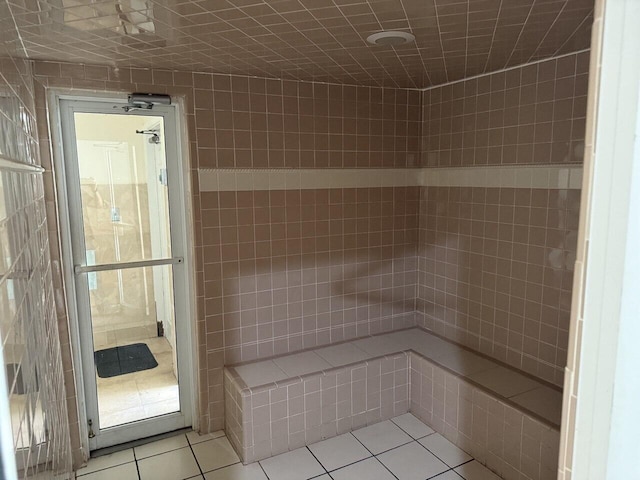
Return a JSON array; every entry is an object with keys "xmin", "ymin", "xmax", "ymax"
[{"xmin": 73, "ymin": 113, "xmax": 171, "ymax": 266}]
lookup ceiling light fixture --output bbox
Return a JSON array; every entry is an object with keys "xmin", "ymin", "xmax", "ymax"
[{"xmin": 366, "ymin": 31, "xmax": 415, "ymax": 46}]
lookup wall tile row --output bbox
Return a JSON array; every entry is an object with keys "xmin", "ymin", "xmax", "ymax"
[
  {"xmin": 199, "ymin": 166, "xmax": 583, "ymax": 192},
  {"xmin": 192, "ymin": 78, "xmax": 422, "ymax": 169},
  {"xmin": 421, "ymin": 51, "xmax": 590, "ymax": 168}
]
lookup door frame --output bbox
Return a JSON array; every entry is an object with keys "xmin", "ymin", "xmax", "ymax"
[
  {"xmin": 47, "ymin": 89, "xmax": 198, "ymax": 454},
  {"xmin": 143, "ymin": 119, "xmax": 177, "ymax": 376}
]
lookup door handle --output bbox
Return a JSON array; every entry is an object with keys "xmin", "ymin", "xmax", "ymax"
[{"xmin": 74, "ymin": 257, "xmax": 183, "ymax": 274}]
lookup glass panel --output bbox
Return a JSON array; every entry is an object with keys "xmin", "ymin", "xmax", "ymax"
[
  {"xmin": 73, "ymin": 112, "xmax": 172, "ymax": 265},
  {"xmin": 90, "ymin": 265, "xmax": 179, "ymax": 428}
]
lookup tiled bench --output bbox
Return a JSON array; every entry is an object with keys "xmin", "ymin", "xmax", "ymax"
[{"xmin": 224, "ymin": 327, "xmax": 562, "ymax": 480}]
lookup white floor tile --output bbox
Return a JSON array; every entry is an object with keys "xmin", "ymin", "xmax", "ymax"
[
  {"xmin": 311, "ymin": 476, "xmax": 331, "ymax": 480},
  {"xmin": 259, "ymin": 447, "xmax": 325, "ymax": 480},
  {"xmin": 234, "ymin": 361, "xmax": 288, "ymax": 388},
  {"xmin": 192, "ymin": 437, "xmax": 240, "ymax": 473},
  {"xmin": 468, "ymin": 367, "xmax": 541, "ymax": 398},
  {"xmin": 187, "ymin": 430, "xmax": 226, "ymax": 445},
  {"xmin": 431, "ymin": 472, "xmax": 464, "ymax": 480},
  {"xmin": 273, "ymin": 351, "xmax": 331, "ymax": 377},
  {"xmin": 76, "ymin": 449, "xmax": 135, "ymax": 475},
  {"xmin": 419, "ymin": 433, "xmax": 472, "ymax": 467},
  {"xmin": 391, "ymin": 413, "xmax": 435, "ymax": 439},
  {"xmin": 315, "ymin": 342, "xmax": 369, "ymax": 367},
  {"xmin": 308, "ymin": 433, "xmax": 371, "ymax": 471},
  {"xmin": 204, "ymin": 462, "xmax": 267, "ymax": 480},
  {"xmin": 77, "ymin": 462, "xmax": 139, "ymax": 480},
  {"xmin": 352, "ymin": 420, "xmax": 413, "ymax": 454},
  {"xmin": 137, "ymin": 447, "xmax": 200, "ymax": 480},
  {"xmin": 330, "ymin": 458, "xmax": 396, "ymax": 480},
  {"xmin": 511, "ymin": 386, "xmax": 563, "ymax": 425},
  {"xmin": 135, "ymin": 434, "xmax": 189, "ymax": 459},
  {"xmin": 377, "ymin": 442, "xmax": 448, "ymax": 480},
  {"xmin": 455, "ymin": 461, "xmax": 502, "ymax": 480}
]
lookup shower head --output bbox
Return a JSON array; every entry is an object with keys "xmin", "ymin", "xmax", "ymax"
[{"xmin": 136, "ymin": 129, "xmax": 161, "ymax": 144}]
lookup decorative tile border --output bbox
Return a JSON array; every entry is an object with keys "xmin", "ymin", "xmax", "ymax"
[
  {"xmin": 199, "ymin": 168, "xmax": 423, "ymax": 191},
  {"xmin": 199, "ymin": 166, "xmax": 583, "ymax": 192},
  {"xmin": 420, "ymin": 166, "xmax": 583, "ymax": 190}
]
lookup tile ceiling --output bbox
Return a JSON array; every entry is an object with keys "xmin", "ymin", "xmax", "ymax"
[{"xmin": 3, "ymin": 0, "xmax": 593, "ymax": 88}]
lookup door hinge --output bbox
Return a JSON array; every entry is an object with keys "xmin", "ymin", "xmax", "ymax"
[
  {"xmin": 159, "ymin": 168, "xmax": 168, "ymax": 186},
  {"xmin": 88, "ymin": 419, "xmax": 95, "ymax": 438}
]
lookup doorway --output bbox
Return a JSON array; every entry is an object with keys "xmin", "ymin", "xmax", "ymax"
[{"xmin": 56, "ymin": 97, "xmax": 194, "ymax": 450}]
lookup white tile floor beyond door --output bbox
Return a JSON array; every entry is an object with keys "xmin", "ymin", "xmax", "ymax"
[
  {"xmin": 96, "ymin": 337, "xmax": 180, "ymax": 428},
  {"xmin": 75, "ymin": 414, "xmax": 502, "ymax": 480}
]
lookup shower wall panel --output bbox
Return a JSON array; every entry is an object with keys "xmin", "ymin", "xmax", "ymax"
[{"xmin": 0, "ymin": 54, "xmax": 73, "ymax": 477}]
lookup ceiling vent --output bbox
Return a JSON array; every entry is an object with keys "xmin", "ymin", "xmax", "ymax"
[{"xmin": 366, "ymin": 31, "xmax": 415, "ymax": 46}]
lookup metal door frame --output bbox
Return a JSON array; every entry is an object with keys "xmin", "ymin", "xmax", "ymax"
[{"xmin": 48, "ymin": 90, "xmax": 197, "ymax": 452}]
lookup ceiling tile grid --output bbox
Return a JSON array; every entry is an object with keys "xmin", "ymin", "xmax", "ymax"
[{"xmin": 4, "ymin": 0, "xmax": 593, "ymax": 88}]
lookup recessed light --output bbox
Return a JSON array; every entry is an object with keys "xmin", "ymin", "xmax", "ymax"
[{"xmin": 366, "ymin": 31, "xmax": 415, "ymax": 46}]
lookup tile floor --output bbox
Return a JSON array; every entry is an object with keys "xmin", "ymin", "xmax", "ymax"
[
  {"xmin": 96, "ymin": 337, "xmax": 179, "ymax": 428},
  {"xmin": 75, "ymin": 414, "xmax": 502, "ymax": 480}
]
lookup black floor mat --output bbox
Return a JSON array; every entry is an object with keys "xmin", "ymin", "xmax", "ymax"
[{"xmin": 95, "ymin": 343, "xmax": 158, "ymax": 378}]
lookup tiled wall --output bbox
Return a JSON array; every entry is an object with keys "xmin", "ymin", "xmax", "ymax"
[
  {"xmin": 201, "ymin": 187, "xmax": 418, "ymax": 365},
  {"xmin": 30, "ymin": 61, "xmax": 422, "ymax": 436},
  {"xmin": 416, "ymin": 186, "xmax": 579, "ymax": 386},
  {"xmin": 30, "ymin": 51, "xmax": 587, "ymax": 450},
  {"xmin": 416, "ymin": 53, "xmax": 588, "ymax": 387},
  {"xmin": 421, "ymin": 52, "xmax": 590, "ymax": 168},
  {"xmin": 0, "ymin": 55, "xmax": 72, "ymax": 477},
  {"xmin": 192, "ymin": 76, "xmax": 422, "ymax": 169}
]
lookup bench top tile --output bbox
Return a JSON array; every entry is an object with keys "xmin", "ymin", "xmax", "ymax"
[
  {"xmin": 233, "ymin": 360, "xmax": 288, "ymax": 388},
  {"xmin": 273, "ymin": 351, "xmax": 332, "ymax": 377},
  {"xmin": 227, "ymin": 327, "xmax": 563, "ymax": 428},
  {"xmin": 314, "ymin": 342, "xmax": 370, "ymax": 367}
]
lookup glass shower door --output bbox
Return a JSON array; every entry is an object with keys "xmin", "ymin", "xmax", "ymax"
[{"xmin": 59, "ymin": 99, "xmax": 192, "ymax": 449}]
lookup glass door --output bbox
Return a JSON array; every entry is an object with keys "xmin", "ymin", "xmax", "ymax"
[{"xmin": 59, "ymin": 98, "xmax": 192, "ymax": 449}]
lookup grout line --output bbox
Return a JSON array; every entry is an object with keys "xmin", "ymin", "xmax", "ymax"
[
  {"xmin": 318, "ymin": 445, "xmax": 373, "ymax": 473},
  {"xmin": 185, "ymin": 434, "xmax": 204, "ymax": 477},
  {"xmin": 389, "ymin": 415, "xmax": 435, "ymax": 440},
  {"xmin": 347, "ymin": 432, "xmax": 400, "ymax": 480},
  {"xmin": 133, "ymin": 443, "xmax": 191, "ymax": 461},
  {"xmin": 420, "ymin": 48, "xmax": 590, "ymax": 91},
  {"xmin": 75, "ymin": 458, "xmax": 136, "ymax": 477},
  {"xmin": 447, "ymin": 459, "xmax": 476, "ymax": 480},
  {"xmin": 134, "ymin": 456, "xmax": 141, "ymax": 480},
  {"xmin": 258, "ymin": 461, "xmax": 270, "ymax": 479},
  {"xmin": 414, "ymin": 436, "xmax": 462, "ymax": 471},
  {"xmin": 306, "ymin": 446, "xmax": 331, "ymax": 476}
]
